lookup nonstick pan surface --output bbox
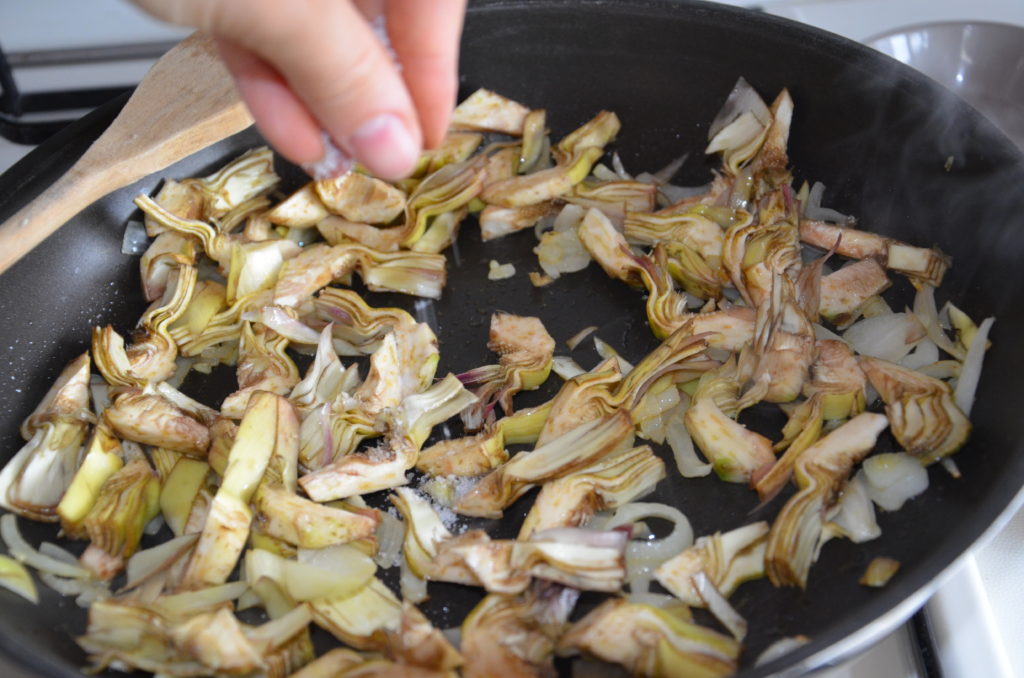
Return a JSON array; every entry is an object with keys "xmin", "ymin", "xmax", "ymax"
[{"xmin": 2, "ymin": 1, "xmax": 1024, "ymax": 676}]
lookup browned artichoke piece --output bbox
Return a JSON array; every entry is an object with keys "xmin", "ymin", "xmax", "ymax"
[
  {"xmin": 536, "ymin": 358, "xmax": 621, "ymax": 446},
  {"xmin": 459, "ymin": 313, "xmax": 555, "ymax": 431},
  {"xmin": 222, "ymin": 322, "xmax": 300, "ymax": 419},
  {"xmin": 273, "ymin": 243, "xmax": 356, "ymax": 307},
  {"xmin": 20, "ymin": 352, "xmax": 91, "ymax": 439},
  {"xmin": 479, "ymin": 202, "xmax": 553, "ymax": 241},
  {"xmin": 558, "ymin": 598, "xmax": 740, "ymax": 678},
  {"xmin": 565, "ymin": 179, "xmax": 657, "ymax": 224},
  {"xmin": 455, "ymin": 411, "xmax": 635, "ymax": 519},
  {"xmin": 316, "ymin": 172, "xmax": 407, "ymax": 224},
  {"xmin": 267, "ymin": 183, "xmax": 330, "ymax": 228},
  {"xmin": 317, "ymin": 215, "xmax": 404, "ymax": 252},
  {"xmin": 461, "ymin": 592, "xmax": 562, "ymax": 678},
  {"xmin": 80, "ymin": 445, "xmax": 160, "ymax": 580},
  {"xmin": 415, "ymin": 427, "xmax": 510, "ymax": 477},
  {"xmin": 765, "ymin": 412, "xmax": 889, "ymax": 588},
  {"xmin": 819, "ymin": 259, "xmax": 892, "ymax": 326},
  {"xmin": 428, "ymin": 131, "xmax": 485, "ymax": 173},
  {"xmin": 802, "ymin": 339, "xmax": 867, "ymax": 421},
  {"xmin": 139, "ymin": 231, "xmax": 198, "ymax": 302},
  {"xmin": 450, "ymin": 88, "xmax": 531, "ymax": 135},
  {"xmin": 578, "ymin": 205, "xmax": 646, "ymax": 285},
  {"xmin": 383, "ymin": 603, "xmax": 462, "ymax": 672},
  {"xmin": 144, "ymin": 178, "xmax": 205, "ymax": 237},
  {"xmin": 754, "ymin": 394, "xmax": 824, "ymax": 502},
  {"xmin": 798, "ymin": 220, "xmax": 950, "ymax": 287},
  {"xmin": 105, "ymin": 389, "xmax": 210, "ymax": 456},
  {"xmin": 654, "ymin": 521, "xmax": 769, "ymax": 605},
  {"xmin": 182, "ymin": 392, "xmax": 296, "ymax": 588},
  {"xmin": 859, "ymin": 356, "xmax": 970, "ymax": 464},
  {"xmin": 518, "ymin": 445, "xmax": 665, "ymax": 539}
]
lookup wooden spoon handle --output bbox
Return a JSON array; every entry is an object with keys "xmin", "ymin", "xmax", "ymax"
[{"xmin": 0, "ymin": 32, "xmax": 253, "ymax": 276}]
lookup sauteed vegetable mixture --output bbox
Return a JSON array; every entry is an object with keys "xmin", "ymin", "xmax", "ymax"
[{"xmin": 0, "ymin": 79, "xmax": 993, "ymax": 677}]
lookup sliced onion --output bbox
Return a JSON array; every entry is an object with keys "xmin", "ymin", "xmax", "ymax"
[
  {"xmin": 38, "ymin": 572, "xmax": 88, "ymax": 597},
  {"xmin": 803, "ymin": 182, "xmax": 854, "ymax": 225},
  {"xmin": 708, "ymin": 77, "xmax": 772, "ymax": 140},
  {"xmin": 121, "ymin": 219, "xmax": 151, "ymax": 255},
  {"xmin": 941, "ymin": 457, "xmax": 962, "ymax": 479},
  {"xmin": 664, "ymin": 400, "xmax": 712, "ymax": 478},
  {"xmin": 39, "ymin": 542, "xmax": 80, "ymax": 566},
  {"xmin": 813, "ymin": 323, "xmax": 843, "ymax": 341},
  {"xmin": 606, "ymin": 503, "xmax": 694, "ymax": 581},
  {"xmin": 400, "ymin": 556, "xmax": 429, "ymax": 604},
  {"xmin": 900, "ymin": 339, "xmax": 939, "ymax": 370},
  {"xmin": 552, "ymin": 356, "xmax": 586, "ymax": 380},
  {"xmin": 828, "ymin": 473, "xmax": 881, "ymax": 543},
  {"xmin": 693, "ymin": 572, "xmax": 746, "ymax": 641},
  {"xmin": 90, "ymin": 375, "xmax": 110, "ymax": 419},
  {"xmin": 0, "ymin": 555, "xmax": 38, "ymax": 603},
  {"xmin": 143, "ymin": 514, "xmax": 165, "ymax": 536},
  {"xmin": 842, "ymin": 312, "xmax": 925, "ymax": 362},
  {"xmin": 487, "ymin": 260, "xmax": 516, "ymax": 280},
  {"xmin": 593, "ymin": 337, "xmax": 634, "ymax": 374},
  {"xmin": 954, "ymin": 317, "xmax": 994, "ymax": 416},
  {"xmin": 652, "ymin": 153, "xmax": 689, "ymax": 185},
  {"xmin": 861, "ymin": 453, "xmax": 929, "ymax": 511},
  {"xmin": 566, "ymin": 326, "xmax": 598, "ymax": 351},
  {"xmin": 659, "ymin": 182, "xmax": 712, "ymax": 206},
  {"xmin": 611, "ymin": 153, "xmax": 632, "ymax": 180},
  {"xmin": 0, "ymin": 515, "xmax": 90, "ymax": 579},
  {"xmin": 535, "ymin": 228, "xmax": 591, "ymax": 279},
  {"xmin": 756, "ymin": 636, "xmax": 810, "ymax": 666},
  {"xmin": 123, "ymin": 533, "xmax": 198, "ymax": 591},
  {"xmin": 373, "ymin": 511, "xmax": 404, "ymax": 569},
  {"xmin": 591, "ymin": 164, "xmax": 620, "ymax": 182},
  {"xmin": 913, "ymin": 285, "xmax": 966, "ymax": 360}
]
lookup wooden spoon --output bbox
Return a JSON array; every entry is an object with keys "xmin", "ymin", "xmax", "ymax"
[{"xmin": 0, "ymin": 31, "xmax": 253, "ymax": 275}]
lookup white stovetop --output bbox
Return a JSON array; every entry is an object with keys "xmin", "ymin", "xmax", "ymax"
[{"xmin": 1, "ymin": 2, "xmax": 1023, "ymax": 678}]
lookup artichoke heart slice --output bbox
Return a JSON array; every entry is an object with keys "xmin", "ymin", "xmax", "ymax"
[
  {"xmin": 315, "ymin": 172, "xmax": 406, "ymax": 224},
  {"xmin": 860, "ymin": 356, "xmax": 970, "ymax": 464},
  {"xmin": 765, "ymin": 412, "xmax": 889, "ymax": 588},
  {"xmin": 182, "ymin": 392, "xmax": 296, "ymax": 587},
  {"xmin": 221, "ymin": 322, "xmax": 300, "ymax": 419},
  {"xmin": 416, "ymin": 400, "xmax": 552, "ymax": 478},
  {"xmin": 197, "ymin": 146, "xmax": 279, "ymax": 218},
  {"xmin": 80, "ymin": 444, "xmax": 160, "ymax": 580},
  {"xmin": 451, "ymin": 88, "xmax": 531, "ymax": 135},
  {"xmin": 799, "ymin": 219, "xmax": 950, "ymax": 287},
  {"xmin": 519, "ymin": 445, "xmax": 666, "ymax": 539},
  {"xmin": 458, "ymin": 313, "xmax": 555, "ymax": 431},
  {"xmin": 455, "ymin": 411, "xmax": 635, "ymax": 519},
  {"xmin": 558, "ymin": 598, "xmax": 740, "ymax": 678},
  {"xmin": 684, "ymin": 360, "xmax": 775, "ymax": 483},
  {"xmin": 654, "ymin": 522, "xmax": 769, "ymax": 606}
]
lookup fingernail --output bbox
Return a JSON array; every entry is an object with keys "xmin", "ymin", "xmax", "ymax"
[
  {"xmin": 348, "ymin": 113, "xmax": 419, "ymax": 180},
  {"xmin": 301, "ymin": 131, "xmax": 354, "ymax": 180}
]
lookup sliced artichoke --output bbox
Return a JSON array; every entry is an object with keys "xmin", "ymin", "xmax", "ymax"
[
  {"xmin": 455, "ymin": 412, "xmax": 634, "ymax": 518},
  {"xmin": 683, "ymin": 360, "xmax": 774, "ymax": 483},
  {"xmin": 765, "ymin": 412, "xmax": 889, "ymax": 588},
  {"xmin": 315, "ymin": 172, "xmax": 406, "ymax": 224},
  {"xmin": 654, "ymin": 522, "xmax": 769, "ymax": 605},
  {"xmin": 558, "ymin": 598, "xmax": 740, "ymax": 678},
  {"xmin": 182, "ymin": 392, "xmax": 295, "ymax": 587},
  {"xmin": 458, "ymin": 313, "xmax": 555, "ymax": 431},
  {"xmin": 518, "ymin": 445, "xmax": 665, "ymax": 538},
  {"xmin": 859, "ymin": 356, "xmax": 971, "ymax": 464}
]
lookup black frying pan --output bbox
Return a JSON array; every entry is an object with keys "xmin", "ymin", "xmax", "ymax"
[{"xmin": 2, "ymin": 1, "xmax": 1024, "ymax": 676}]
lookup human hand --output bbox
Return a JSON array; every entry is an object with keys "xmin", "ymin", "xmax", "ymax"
[{"xmin": 131, "ymin": 0, "xmax": 467, "ymax": 180}]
